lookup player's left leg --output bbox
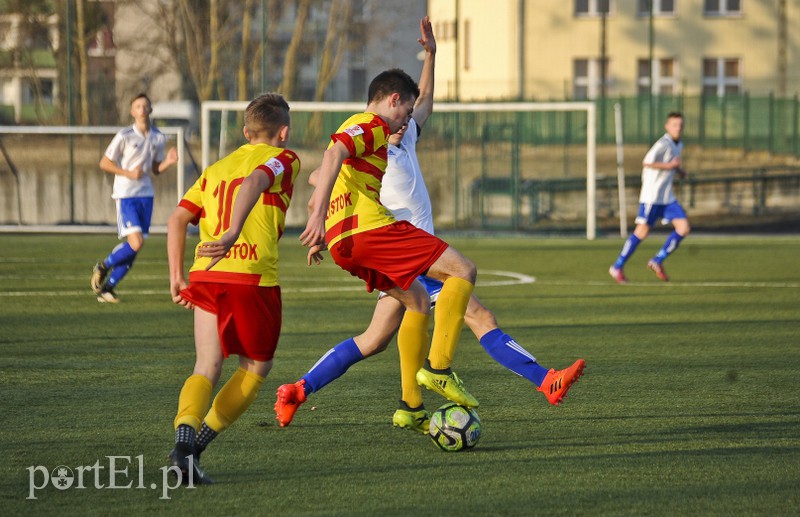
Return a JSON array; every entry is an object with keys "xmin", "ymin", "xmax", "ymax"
[
  {"xmin": 195, "ymin": 358, "xmax": 271, "ymax": 456},
  {"xmin": 466, "ymin": 296, "xmax": 585, "ymax": 405}
]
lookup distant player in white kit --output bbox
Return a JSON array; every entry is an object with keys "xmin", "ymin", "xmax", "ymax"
[
  {"xmin": 91, "ymin": 93, "xmax": 178, "ymax": 302},
  {"xmin": 609, "ymin": 111, "xmax": 690, "ymax": 284}
]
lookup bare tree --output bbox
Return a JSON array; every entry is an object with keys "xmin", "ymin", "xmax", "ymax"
[
  {"xmin": 278, "ymin": 0, "xmax": 312, "ymax": 100},
  {"xmin": 237, "ymin": 0, "xmax": 255, "ymax": 102},
  {"xmin": 75, "ymin": 0, "xmax": 89, "ymax": 125},
  {"xmin": 313, "ymin": 0, "xmax": 351, "ymax": 102}
]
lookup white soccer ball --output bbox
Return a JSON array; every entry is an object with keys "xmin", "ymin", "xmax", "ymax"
[{"xmin": 429, "ymin": 403, "xmax": 481, "ymax": 452}]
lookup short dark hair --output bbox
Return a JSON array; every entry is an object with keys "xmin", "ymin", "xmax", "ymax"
[
  {"xmin": 130, "ymin": 92, "xmax": 151, "ymax": 107},
  {"xmin": 245, "ymin": 92, "xmax": 291, "ymax": 137},
  {"xmin": 367, "ymin": 68, "xmax": 419, "ymax": 104},
  {"xmin": 667, "ymin": 111, "xmax": 683, "ymax": 120}
]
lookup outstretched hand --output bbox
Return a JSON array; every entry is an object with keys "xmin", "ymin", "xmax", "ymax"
[{"xmin": 418, "ymin": 16, "xmax": 436, "ymax": 54}]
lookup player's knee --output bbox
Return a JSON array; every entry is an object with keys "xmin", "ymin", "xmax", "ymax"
[{"xmin": 465, "ymin": 304, "xmax": 497, "ymax": 330}]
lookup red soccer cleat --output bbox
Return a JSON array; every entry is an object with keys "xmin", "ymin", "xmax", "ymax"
[
  {"xmin": 274, "ymin": 380, "xmax": 307, "ymax": 427},
  {"xmin": 538, "ymin": 359, "xmax": 586, "ymax": 406},
  {"xmin": 647, "ymin": 260, "xmax": 669, "ymax": 282},
  {"xmin": 608, "ymin": 266, "xmax": 628, "ymax": 284}
]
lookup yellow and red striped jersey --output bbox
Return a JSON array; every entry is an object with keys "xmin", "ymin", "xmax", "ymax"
[
  {"xmin": 179, "ymin": 143, "xmax": 301, "ymax": 286},
  {"xmin": 324, "ymin": 112, "xmax": 395, "ymax": 247}
]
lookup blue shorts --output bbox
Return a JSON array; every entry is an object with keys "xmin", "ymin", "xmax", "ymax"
[
  {"xmin": 378, "ymin": 275, "xmax": 444, "ymax": 307},
  {"xmin": 115, "ymin": 197, "xmax": 153, "ymax": 239},
  {"xmin": 635, "ymin": 201, "xmax": 687, "ymax": 227}
]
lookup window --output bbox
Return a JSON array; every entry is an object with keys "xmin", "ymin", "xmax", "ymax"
[
  {"xmin": 573, "ymin": 58, "xmax": 610, "ymax": 99},
  {"xmin": 575, "ymin": 0, "xmax": 612, "ymax": 17},
  {"xmin": 638, "ymin": 0, "xmax": 675, "ymax": 16},
  {"xmin": 704, "ymin": 0, "xmax": 741, "ymax": 16},
  {"xmin": 702, "ymin": 57, "xmax": 742, "ymax": 96},
  {"xmin": 637, "ymin": 58, "xmax": 678, "ymax": 95}
]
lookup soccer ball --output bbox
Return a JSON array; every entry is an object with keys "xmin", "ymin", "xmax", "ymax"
[{"xmin": 429, "ymin": 403, "xmax": 481, "ymax": 452}]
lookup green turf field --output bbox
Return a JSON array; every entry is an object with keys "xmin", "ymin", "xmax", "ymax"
[{"xmin": 1, "ymin": 233, "xmax": 798, "ymax": 515}]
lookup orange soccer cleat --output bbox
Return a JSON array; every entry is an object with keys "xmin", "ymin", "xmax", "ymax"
[
  {"xmin": 538, "ymin": 359, "xmax": 586, "ymax": 406},
  {"xmin": 274, "ymin": 380, "xmax": 307, "ymax": 427}
]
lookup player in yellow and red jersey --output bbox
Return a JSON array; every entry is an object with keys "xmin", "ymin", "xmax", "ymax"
[
  {"xmin": 165, "ymin": 93, "xmax": 300, "ymax": 484},
  {"xmin": 292, "ymin": 68, "xmax": 480, "ymax": 426}
]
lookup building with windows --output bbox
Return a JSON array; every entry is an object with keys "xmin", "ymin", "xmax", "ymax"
[
  {"xmin": 0, "ymin": 11, "xmax": 59, "ymax": 123},
  {"xmin": 428, "ymin": 0, "xmax": 798, "ymax": 101}
]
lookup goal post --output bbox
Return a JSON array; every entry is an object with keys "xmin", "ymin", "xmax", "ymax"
[{"xmin": 201, "ymin": 101, "xmax": 597, "ymax": 239}]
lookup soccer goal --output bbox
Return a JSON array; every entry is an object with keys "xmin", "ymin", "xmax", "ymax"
[
  {"xmin": 0, "ymin": 125, "xmax": 186, "ymax": 230},
  {"xmin": 201, "ymin": 101, "xmax": 597, "ymax": 239}
]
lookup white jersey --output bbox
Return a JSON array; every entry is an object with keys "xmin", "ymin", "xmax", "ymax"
[
  {"xmin": 104, "ymin": 124, "xmax": 168, "ymax": 199},
  {"xmin": 639, "ymin": 133, "xmax": 683, "ymax": 205},
  {"xmin": 380, "ymin": 118, "xmax": 434, "ymax": 234}
]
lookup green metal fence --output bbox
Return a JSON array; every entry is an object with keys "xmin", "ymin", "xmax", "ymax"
[{"xmin": 596, "ymin": 95, "xmax": 800, "ymax": 156}]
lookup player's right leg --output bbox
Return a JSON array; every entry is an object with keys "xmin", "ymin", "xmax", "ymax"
[
  {"xmin": 94, "ymin": 199, "xmax": 146, "ymax": 302},
  {"xmin": 416, "ymin": 246, "xmax": 480, "ymax": 408},
  {"xmin": 170, "ymin": 308, "xmax": 222, "ymax": 485},
  {"xmin": 610, "ymin": 208, "xmax": 654, "ymax": 284},
  {"xmin": 275, "ymin": 297, "xmax": 405, "ymax": 427}
]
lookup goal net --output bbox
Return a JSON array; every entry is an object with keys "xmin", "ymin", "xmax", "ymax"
[
  {"xmin": 0, "ymin": 126, "xmax": 187, "ymax": 231},
  {"xmin": 201, "ymin": 101, "xmax": 598, "ymax": 239}
]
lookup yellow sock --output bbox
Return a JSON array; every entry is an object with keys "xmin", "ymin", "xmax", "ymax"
[
  {"xmin": 428, "ymin": 277, "xmax": 474, "ymax": 370},
  {"xmin": 397, "ymin": 310, "xmax": 430, "ymax": 408},
  {"xmin": 203, "ymin": 368, "xmax": 265, "ymax": 432},
  {"xmin": 174, "ymin": 374, "xmax": 213, "ymax": 430}
]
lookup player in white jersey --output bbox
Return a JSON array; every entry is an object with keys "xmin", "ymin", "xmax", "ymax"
[
  {"xmin": 90, "ymin": 93, "xmax": 178, "ymax": 302},
  {"xmin": 273, "ymin": 17, "xmax": 584, "ymax": 432},
  {"xmin": 609, "ymin": 112, "xmax": 690, "ymax": 284}
]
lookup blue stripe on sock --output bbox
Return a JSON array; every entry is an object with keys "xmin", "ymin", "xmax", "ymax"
[
  {"xmin": 302, "ymin": 338, "xmax": 364, "ymax": 394},
  {"xmin": 614, "ymin": 234, "xmax": 641, "ymax": 270},
  {"xmin": 479, "ymin": 328, "xmax": 549, "ymax": 387},
  {"xmin": 105, "ymin": 242, "xmax": 137, "ymax": 268}
]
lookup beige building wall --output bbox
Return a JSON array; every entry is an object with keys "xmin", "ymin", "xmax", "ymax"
[{"xmin": 429, "ymin": 0, "xmax": 800, "ymax": 100}]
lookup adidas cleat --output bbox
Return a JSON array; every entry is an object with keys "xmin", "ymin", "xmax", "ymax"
[
  {"xmin": 416, "ymin": 365, "xmax": 479, "ymax": 408},
  {"xmin": 274, "ymin": 380, "xmax": 307, "ymax": 427},
  {"xmin": 538, "ymin": 359, "xmax": 586, "ymax": 406}
]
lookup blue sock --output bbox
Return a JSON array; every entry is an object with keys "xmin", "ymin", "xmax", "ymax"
[
  {"xmin": 104, "ymin": 242, "xmax": 137, "ymax": 268},
  {"xmin": 653, "ymin": 231, "xmax": 684, "ymax": 264},
  {"xmin": 105, "ymin": 259, "xmax": 134, "ymax": 289},
  {"xmin": 302, "ymin": 338, "xmax": 364, "ymax": 395},
  {"xmin": 479, "ymin": 328, "xmax": 549, "ymax": 387},
  {"xmin": 613, "ymin": 234, "xmax": 641, "ymax": 269}
]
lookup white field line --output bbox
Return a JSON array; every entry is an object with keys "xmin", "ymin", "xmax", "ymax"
[{"xmin": 0, "ymin": 270, "xmax": 536, "ymax": 297}]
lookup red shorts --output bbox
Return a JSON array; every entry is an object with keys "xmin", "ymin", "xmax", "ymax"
[
  {"xmin": 179, "ymin": 282, "xmax": 282, "ymax": 361},
  {"xmin": 329, "ymin": 220, "xmax": 449, "ymax": 292}
]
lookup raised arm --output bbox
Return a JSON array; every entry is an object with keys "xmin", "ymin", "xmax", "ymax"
[{"xmin": 412, "ymin": 16, "xmax": 436, "ymax": 128}]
